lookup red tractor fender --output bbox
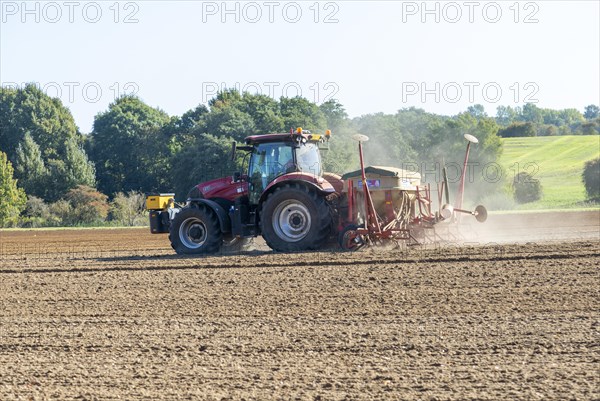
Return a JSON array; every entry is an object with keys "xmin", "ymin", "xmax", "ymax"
[
  {"xmin": 322, "ymin": 172, "xmax": 344, "ymax": 194},
  {"xmin": 258, "ymin": 172, "xmax": 336, "ymax": 206},
  {"xmin": 187, "ymin": 198, "xmax": 231, "ymax": 234}
]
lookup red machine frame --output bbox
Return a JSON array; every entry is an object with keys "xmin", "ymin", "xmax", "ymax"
[{"xmin": 339, "ymin": 134, "xmax": 487, "ymax": 250}]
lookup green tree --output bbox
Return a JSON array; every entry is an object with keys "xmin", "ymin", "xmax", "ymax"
[
  {"xmin": 424, "ymin": 112, "xmax": 502, "ymax": 203},
  {"xmin": 558, "ymin": 108, "xmax": 585, "ymax": 126},
  {"xmin": 496, "ymin": 105, "xmax": 518, "ymax": 126},
  {"xmin": 48, "ymin": 199, "xmax": 72, "ymax": 226},
  {"xmin": 160, "ymin": 105, "xmax": 210, "ymax": 155},
  {"xmin": 352, "ymin": 113, "xmax": 418, "ymax": 167},
  {"xmin": 169, "ymin": 133, "xmax": 239, "ymax": 198},
  {"xmin": 320, "ymin": 99, "xmax": 348, "ymax": 131},
  {"xmin": 541, "ymin": 108, "xmax": 561, "ymax": 126},
  {"xmin": 20, "ymin": 196, "xmax": 51, "ymax": 228},
  {"xmin": 179, "ymin": 104, "xmax": 209, "ymax": 131},
  {"xmin": 0, "ymin": 84, "xmax": 79, "ymax": 161},
  {"xmin": 584, "ymin": 105, "xmax": 599, "ymax": 120},
  {"xmin": 191, "ymin": 90, "xmax": 331, "ymax": 144},
  {"xmin": 426, "ymin": 112, "xmax": 501, "ymax": 165},
  {"xmin": 62, "ymin": 137, "xmax": 96, "ymax": 189},
  {"xmin": 24, "ymin": 196, "xmax": 50, "ymax": 219},
  {"xmin": 89, "ymin": 95, "xmax": 171, "ymax": 195},
  {"xmin": 208, "ymin": 88, "xmax": 243, "ymax": 108},
  {"xmin": 318, "ymin": 100, "xmax": 356, "ymax": 174},
  {"xmin": 0, "ymin": 151, "xmax": 26, "ymax": 226},
  {"xmin": 394, "ymin": 107, "xmax": 445, "ymax": 161},
  {"xmin": 280, "ymin": 96, "xmax": 327, "ymax": 132},
  {"xmin": 350, "ymin": 108, "xmax": 502, "ymax": 197},
  {"xmin": 197, "ymin": 91, "xmax": 286, "ymax": 141},
  {"xmin": 467, "ymin": 104, "xmax": 487, "ymax": 119},
  {"xmin": 203, "ymin": 105, "xmax": 256, "ymax": 141},
  {"xmin": 237, "ymin": 93, "xmax": 284, "ymax": 134},
  {"xmin": 32, "ymin": 138, "xmax": 97, "ymax": 202},
  {"xmin": 320, "ymin": 132, "xmax": 357, "ymax": 175},
  {"xmin": 513, "ymin": 171, "xmax": 542, "ymax": 203},
  {"xmin": 498, "ymin": 122, "xmax": 537, "ymax": 137},
  {"xmin": 1, "ymin": 85, "xmax": 96, "ymax": 201},
  {"xmin": 519, "ymin": 103, "xmax": 544, "ymax": 124},
  {"xmin": 575, "ymin": 119, "xmax": 600, "ymax": 135},
  {"xmin": 64, "ymin": 185, "xmax": 109, "ymax": 225},
  {"xmin": 538, "ymin": 124, "xmax": 559, "ymax": 137},
  {"xmin": 14, "ymin": 132, "xmax": 48, "ymax": 196},
  {"xmin": 582, "ymin": 158, "xmax": 599, "ymax": 200},
  {"xmin": 110, "ymin": 191, "xmax": 146, "ymax": 226}
]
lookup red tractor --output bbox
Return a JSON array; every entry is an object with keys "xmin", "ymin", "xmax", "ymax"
[
  {"xmin": 147, "ymin": 128, "xmax": 342, "ymax": 254},
  {"xmin": 147, "ymin": 128, "xmax": 486, "ymax": 254}
]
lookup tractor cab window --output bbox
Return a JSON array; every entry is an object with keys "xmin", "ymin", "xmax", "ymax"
[
  {"xmin": 248, "ymin": 142, "xmax": 294, "ymax": 203},
  {"xmin": 295, "ymin": 143, "xmax": 322, "ymax": 176}
]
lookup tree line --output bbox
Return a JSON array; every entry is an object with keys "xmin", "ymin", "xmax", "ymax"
[
  {"xmin": 495, "ymin": 103, "xmax": 599, "ymax": 137},
  {"xmin": 0, "ymin": 84, "xmax": 598, "ymax": 227}
]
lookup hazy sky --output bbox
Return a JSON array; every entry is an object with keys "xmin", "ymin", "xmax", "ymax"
[{"xmin": 1, "ymin": 0, "xmax": 598, "ymax": 132}]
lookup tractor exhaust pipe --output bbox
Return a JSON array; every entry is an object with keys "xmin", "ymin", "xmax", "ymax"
[{"xmin": 230, "ymin": 141, "xmax": 237, "ymax": 161}]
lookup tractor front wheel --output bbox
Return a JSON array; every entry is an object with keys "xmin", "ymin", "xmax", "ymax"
[
  {"xmin": 169, "ymin": 206, "xmax": 223, "ymax": 254},
  {"xmin": 261, "ymin": 184, "xmax": 331, "ymax": 252}
]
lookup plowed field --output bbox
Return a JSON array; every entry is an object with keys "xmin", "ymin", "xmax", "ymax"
[{"xmin": 1, "ymin": 211, "xmax": 599, "ymax": 400}]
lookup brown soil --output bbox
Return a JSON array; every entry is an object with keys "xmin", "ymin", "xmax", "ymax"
[{"xmin": 0, "ymin": 212, "xmax": 598, "ymax": 400}]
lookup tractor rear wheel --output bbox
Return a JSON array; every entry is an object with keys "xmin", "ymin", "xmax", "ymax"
[
  {"xmin": 261, "ymin": 184, "xmax": 331, "ymax": 252},
  {"xmin": 169, "ymin": 206, "xmax": 222, "ymax": 254}
]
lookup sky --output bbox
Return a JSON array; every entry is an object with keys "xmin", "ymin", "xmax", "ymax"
[{"xmin": 1, "ymin": 0, "xmax": 599, "ymax": 133}]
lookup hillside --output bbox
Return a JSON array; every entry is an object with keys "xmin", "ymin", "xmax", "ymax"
[{"xmin": 498, "ymin": 136, "xmax": 600, "ymax": 209}]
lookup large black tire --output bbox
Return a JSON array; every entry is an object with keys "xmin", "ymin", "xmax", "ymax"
[
  {"xmin": 169, "ymin": 206, "xmax": 222, "ymax": 255},
  {"xmin": 260, "ymin": 183, "xmax": 331, "ymax": 252}
]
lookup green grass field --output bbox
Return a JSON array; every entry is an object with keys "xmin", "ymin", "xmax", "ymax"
[{"xmin": 498, "ymin": 135, "xmax": 600, "ymax": 209}]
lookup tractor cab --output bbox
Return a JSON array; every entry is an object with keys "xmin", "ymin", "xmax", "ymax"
[
  {"xmin": 245, "ymin": 137, "xmax": 323, "ymax": 204},
  {"xmin": 223, "ymin": 128, "xmax": 335, "ymax": 250}
]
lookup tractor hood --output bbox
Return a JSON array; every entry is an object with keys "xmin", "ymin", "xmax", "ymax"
[{"xmin": 189, "ymin": 176, "xmax": 248, "ymax": 201}]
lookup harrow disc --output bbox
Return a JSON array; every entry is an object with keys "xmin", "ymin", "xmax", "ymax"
[
  {"xmin": 338, "ymin": 224, "xmax": 365, "ymax": 251},
  {"xmin": 475, "ymin": 205, "xmax": 488, "ymax": 223}
]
